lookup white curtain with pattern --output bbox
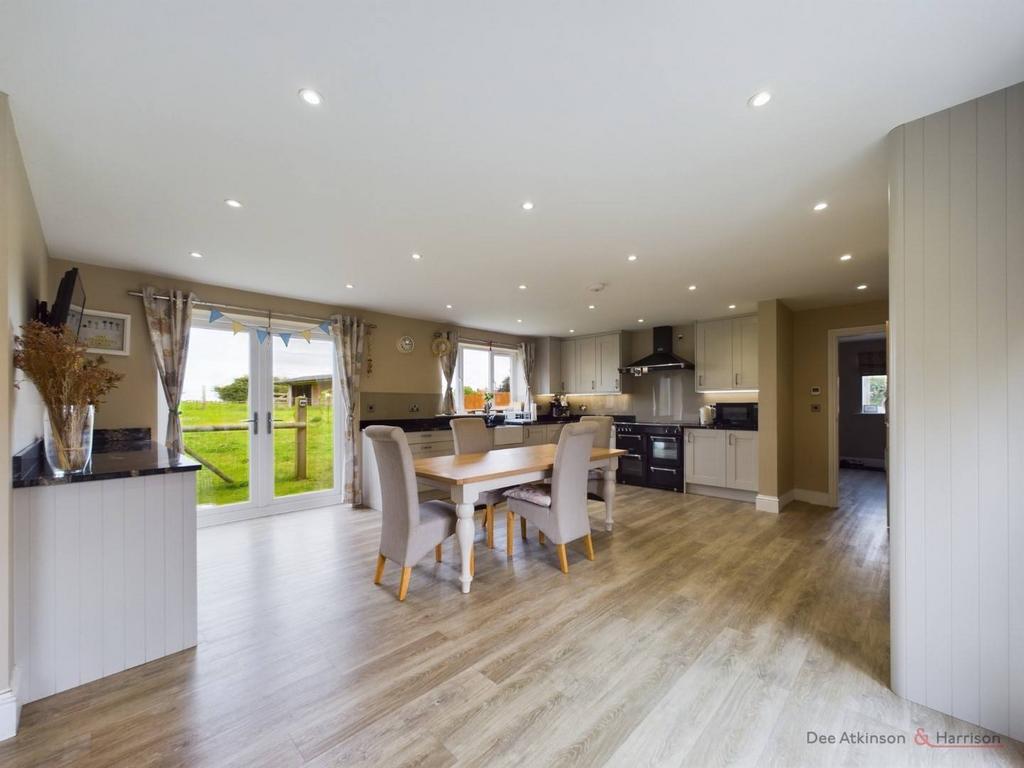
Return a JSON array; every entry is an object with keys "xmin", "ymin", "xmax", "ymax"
[{"xmin": 331, "ymin": 315, "xmax": 366, "ymax": 505}]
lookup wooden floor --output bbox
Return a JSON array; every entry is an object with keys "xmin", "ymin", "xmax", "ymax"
[{"xmin": 4, "ymin": 470, "xmax": 1022, "ymax": 767}]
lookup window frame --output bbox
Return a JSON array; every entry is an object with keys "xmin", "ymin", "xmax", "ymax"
[
  {"xmin": 860, "ymin": 373, "xmax": 888, "ymax": 415},
  {"xmin": 455, "ymin": 343, "xmax": 522, "ymax": 413}
]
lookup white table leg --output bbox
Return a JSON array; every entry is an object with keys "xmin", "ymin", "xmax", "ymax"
[
  {"xmin": 455, "ymin": 500, "xmax": 476, "ymax": 593},
  {"xmin": 603, "ymin": 463, "xmax": 616, "ymax": 531}
]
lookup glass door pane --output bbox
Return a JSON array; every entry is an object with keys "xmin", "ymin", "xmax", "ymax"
[
  {"xmin": 180, "ymin": 326, "xmax": 254, "ymax": 507},
  {"xmin": 270, "ymin": 335, "xmax": 336, "ymax": 499}
]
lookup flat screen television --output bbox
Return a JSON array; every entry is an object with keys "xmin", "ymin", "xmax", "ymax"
[{"xmin": 36, "ymin": 268, "xmax": 86, "ymax": 337}]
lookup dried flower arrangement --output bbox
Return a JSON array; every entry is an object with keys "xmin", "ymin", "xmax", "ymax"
[{"xmin": 14, "ymin": 320, "xmax": 123, "ymax": 472}]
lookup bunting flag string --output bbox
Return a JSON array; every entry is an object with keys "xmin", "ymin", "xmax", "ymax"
[{"xmin": 207, "ymin": 308, "xmax": 332, "ymax": 345}]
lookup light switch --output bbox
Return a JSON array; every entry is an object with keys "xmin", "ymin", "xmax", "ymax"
[{"xmin": 810, "ymin": 386, "xmax": 822, "ymax": 396}]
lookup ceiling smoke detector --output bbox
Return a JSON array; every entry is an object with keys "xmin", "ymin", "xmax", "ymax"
[{"xmin": 587, "ymin": 282, "xmax": 608, "ymax": 293}]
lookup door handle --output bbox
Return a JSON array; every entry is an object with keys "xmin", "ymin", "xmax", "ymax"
[
  {"xmin": 245, "ymin": 411, "xmax": 259, "ymax": 435},
  {"xmin": 266, "ymin": 411, "xmax": 273, "ymax": 433}
]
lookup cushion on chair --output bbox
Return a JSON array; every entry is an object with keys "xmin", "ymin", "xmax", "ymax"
[{"xmin": 503, "ymin": 484, "xmax": 552, "ymax": 508}]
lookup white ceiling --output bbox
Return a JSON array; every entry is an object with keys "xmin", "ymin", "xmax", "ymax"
[{"xmin": 2, "ymin": 2, "xmax": 1023, "ymax": 336}]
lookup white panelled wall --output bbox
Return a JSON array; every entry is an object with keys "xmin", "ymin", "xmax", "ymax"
[
  {"xmin": 13, "ymin": 474, "xmax": 198, "ymax": 704},
  {"xmin": 888, "ymin": 81, "xmax": 1023, "ymax": 740}
]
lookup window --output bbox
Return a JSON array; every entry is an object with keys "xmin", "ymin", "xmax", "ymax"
[
  {"xmin": 861, "ymin": 374, "xmax": 887, "ymax": 414},
  {"xmin": 457, "ymin": 343, "xmax": 521, "ymax": 412}
]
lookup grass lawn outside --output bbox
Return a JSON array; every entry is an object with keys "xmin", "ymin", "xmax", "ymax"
[{"xmin": 181, "ymin": 400, "xmax": 335, "ymax": 507}]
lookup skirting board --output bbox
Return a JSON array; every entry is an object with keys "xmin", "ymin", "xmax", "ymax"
[
  {"xmin": 685, "ymin": 484, "xmax": 757, "ymax": 504},
  {"xmin": 755, "ymin": 491, "xmax": 795, "ymax": 514},
  {"xmin": 793, "ymin": 488, "xmax": 832, "ymax": 507},
  {"xmin": 0, "ymin": 666, "xmax": 22, "ymax": 741}
]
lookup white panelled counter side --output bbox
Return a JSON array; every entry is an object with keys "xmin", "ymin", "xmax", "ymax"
[{"xmin": 11, "ymin": 441, "xmax": 201, "ymax": 707}]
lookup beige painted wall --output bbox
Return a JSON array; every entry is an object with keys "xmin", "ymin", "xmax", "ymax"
[
  {"xmin": 48, "ymin": 259, "xmax": 526, "ymax": 432},
  {"xmin": 791, "ymin": 300, "xmax": 888, "ymax": 492},
  {"xmin": 2, "ymin": 92, "xmax": 50, "ymax": 695},
  {"xmin": 756, "ymin": 300, "xmax": 793, "ymax": 498}
]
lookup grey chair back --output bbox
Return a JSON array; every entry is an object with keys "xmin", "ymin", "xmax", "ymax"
[
  {"xmin": 580, "ymin": 415, "xmax": 613, "ymax": 451},
  {"xmin": 450, "ymin": 417, "xmax": 492, "ymax": 454},
  {"xmin": 551, "ymin": 422, "xmax": 598, "ymax": 512},
  {"xmin": 365, "ymin": 426, "xmax": 420, "ymax": 549}
]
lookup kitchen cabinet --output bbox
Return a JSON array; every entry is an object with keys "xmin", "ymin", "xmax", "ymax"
[
  {"xmin": 725, "ymin": 430, "xmax": 758, "ymax": 491},
  {"xmin": 694, "ymin": 315, "xmax": 758, "ymax": 392},
  {"xmin": 558, "ymin": 332, "xmax": 623, "ymax": 394},
  {"xmin": 684, "ymin": 429, "xmax": 727, "ymax": 486},
  {"xmin": 362, "ymin": 429, "xmax": 455, "ymax": 510},
  {"xmin": 545, "ymin": 424, "xmax": 564, "ymax": 443},
  {"xmin": 731, "ymin": 315, "xmax": 759, "ymax": 389},
  {"xmin": 577, "ymin": 336, "xmax": 597, "ymax": 392},
  {"xmin": 683, "ymin": 428, "xmax": 759, "ymax": 495},
  {"xmin": 534, "ymin": 337, "xmax": 562, "ymax": 394},
  {"xmin": 523, "ymin": 424, "xmax": 548, "ymax": 446},
  {"xmin": 560, "ymin": 338, "xmax": 578, "ymax": 393},
  {"xmin": 596, "ymin": 333, "xmax": 622, "ymax": 392}
]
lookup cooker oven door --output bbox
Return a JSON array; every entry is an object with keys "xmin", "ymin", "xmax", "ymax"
[
  {"xmin": 615, "ymin": 432, "xmax": 645, "ymax": 455},
  {"xmin": 646, "ymin": 464, "xmax": 682, "ymax": 490},
  {"xmin": 616, "ymin": 452, "xmax": 646, "ymax": 485},
  {"xmin": 648, "ymin": 434, "xmax": 681, "ymax": 465}
]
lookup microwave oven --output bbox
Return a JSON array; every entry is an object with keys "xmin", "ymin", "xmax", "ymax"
[{"xmin": 713, "ymin": 402, "xmax": 758, "ymax": 429}]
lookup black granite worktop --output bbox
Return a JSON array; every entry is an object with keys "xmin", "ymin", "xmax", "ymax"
[
  {"xmin": 13, "ymin": 438, "xmax": 201, "ymax": 489},
  {"xmin": 360, "ymin": 414, "xmax": 636, "ymax": 432}
]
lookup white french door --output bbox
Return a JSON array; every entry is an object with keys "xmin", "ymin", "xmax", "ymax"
[{"xmin": 181, "ymin": 321, "xmax": 342, "ymax": 526}]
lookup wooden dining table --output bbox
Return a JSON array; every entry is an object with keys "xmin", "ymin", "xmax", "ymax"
[{"xmin": 413, "ymin": 443, "xmax": 627, "ymax": 593}]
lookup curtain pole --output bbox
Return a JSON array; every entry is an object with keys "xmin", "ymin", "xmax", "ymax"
[{"xmin": 127, "ymin": 290, "xmax": 377, "ymax": 328}]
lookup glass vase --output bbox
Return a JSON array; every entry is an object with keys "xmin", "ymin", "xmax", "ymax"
[{"xmin": 43, "ymin": 405, "xmax": 95, "ymax": 476}]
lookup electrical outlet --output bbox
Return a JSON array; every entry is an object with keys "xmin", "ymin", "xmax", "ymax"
[
  {"xmin": 810, "ymin": 403, "xmax": 822, "ymax": 413},
  {"xmin": 409, "ymin": 404, "xmax": 421, "ymax": 413}
]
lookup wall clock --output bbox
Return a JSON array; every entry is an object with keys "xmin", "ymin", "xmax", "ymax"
[{"xmin": 396, "ymin": 335, "xmax": 416, "ymax": 354}]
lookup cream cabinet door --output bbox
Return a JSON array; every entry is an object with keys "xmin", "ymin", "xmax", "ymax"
[
  {"xmin": 559, "ymin": 338, "xmax": 577, "ymax": 393},
  {"xmin": 731, "ymin": 316, "xmax": 759, "ymax": 389},
  {"xmin": 577, "ymin": 336, "xmax": 597, "ymax": 392},
  {"xmin": 596, "ymin": 333, "xmax": 621, "ymax": 392},
  {"xmin": 524, "ymin": 425, "xmax": 548, "ymax": 446},
  {"xmin": 545, "ymin": 424, "xmax": 564, "ymax": 443},
  {"xmin": 725, "ymin": 430, "xmax": 759, "ymax": 491},
  {"xmin": 695, "ymin": 319, "xmax": 733, "ymax": 392},
  {"xmin": 683, "ymin": 429, "xmax": 727, "ymax": 486}
]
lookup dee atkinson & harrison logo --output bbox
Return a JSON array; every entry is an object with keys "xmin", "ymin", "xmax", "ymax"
[{"xmin": 807, "ymin": 728, "xmax": 1004, "ymax": 750}]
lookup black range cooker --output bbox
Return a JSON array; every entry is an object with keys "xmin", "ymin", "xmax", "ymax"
[{"xmin": 614, "ymin": 422, "xmax": 684, "ymax": 491}]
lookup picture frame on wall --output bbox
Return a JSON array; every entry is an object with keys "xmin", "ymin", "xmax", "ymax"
[{"xmin": 80, "ymin": 309, "xmax": 131, "ymax": 356}]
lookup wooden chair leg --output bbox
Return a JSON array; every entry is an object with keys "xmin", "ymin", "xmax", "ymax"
[
  {"xmin": 556, "ymin": 544, "xmax": 569, "ymax": 574},
  {"xmin": 583, "ymin": 534, "xmax": 595, "ymax": 561},
  {"xmin": 486, "ymin": 505, "xmax": 495, "ymax": 548},
  {"xmin": 373, "ymin": 553, "xmax": 386, "ymax": 585},
  {"xmin": 435, "ymin": 544, "xmax": 442, "ymax": 562},
  {"xmin": 397, "ymin": 567, "xmax": 412, "ymax": 601},
  {"xmin": 506, "ymin": 510, "xmax": 515, "ymax": 556},
  {"xmin": 520, "ymin": 517, "xmax": 527, "ymax": 540},
  {"xmin": 538, "ymin": 531, "xmax": 546, "ymax": 546}
]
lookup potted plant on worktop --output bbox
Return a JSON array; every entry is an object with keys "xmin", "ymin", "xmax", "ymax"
[{"xmin": 14, "ymin": 320, "xmax": 123, "ymax": 476}]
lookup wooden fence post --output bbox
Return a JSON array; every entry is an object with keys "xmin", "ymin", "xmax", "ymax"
[{"xmin": 295, "ymin": 398, "xmax": 308, "ymax": 479}]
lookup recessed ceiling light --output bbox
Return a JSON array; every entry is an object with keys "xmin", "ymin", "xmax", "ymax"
[
  {"xmin": 813, "ymin": 201, "xmax": 829, "ymax": 211},
  {"xmin": 637, "ymin": 318, "xmax": 645, "ymax": 323},
  {"xmin": 298, "ymin": 88, "xmax": 323, "ymax": 106},
  {"xmin": 729, "ymin": 304, "xmax": 737, "ymax": 309},
  {"xmin": 445, "ymin": 304, "xmax": 453, "ymax": 309},
  {"xmin": 840, "ymin": 253, "xmax": 853, "ymax": 261},
  {"xmin": 688, "ymin": 285, "xmax": 697, "ymax": 291},
  {"xmin": 748, "ymin": 91, "xmax": 772, "ymax": 108},
  {"xmin": 518, "ymin": 284, "xmax": 527, "ymax": 290},
  {"xmin": 627, "ymin": 254, "xmax": 638, "ymax": 262},
  {"xmin": 569, "ymin": 329, "xmax": 575, "ymax": 334},
  {"xmin": 588, "ymin": 304, "xmax": 596, "ymax": 310},
  {"xmin": 224, "ymin": 199, "xmax": 243, "ymax": 208},
  {"xmin": 516, "ymin": 319, "xmax": 523, "ymax": 324},
  {"xmin": 411, "ymin": 253, "xmax": 422, "ymax": 260},
  {"xmin": 521, "ymin": 201, "xmax": 534, "ymax": 211},
  {"xmin": 345, "ymin": 283, "xmax": 354, "ymax": 289},
  {"xmin": 189, "ymin": 251, "xmax": 203, "ymax": 259},
  {"xmin": 857, "ymin": 284, "xmax": 868, "ymax": 290}
]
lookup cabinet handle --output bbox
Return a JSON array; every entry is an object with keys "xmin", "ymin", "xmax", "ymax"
[
  {"xmin": 735, "ymin": 373, "xmax": 740, "ymax": 386},
  {"xmin": 592, "ymin": 380, "xmax": 595, "ymax": 390},
  {"xmin": 728, "ymin": 433, "xmax": 734, "ymax": 445},
  {"xmin": 698, "ymin": 374, "xmax": 703, "ymax": 387},
  {"xmin": 615, "ymin": 378, "xmax": 619, "ymax": 389}
]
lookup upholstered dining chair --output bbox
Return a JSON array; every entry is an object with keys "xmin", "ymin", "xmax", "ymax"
[
  {"xmin": 365, "ymin": 426, "xmax": 459, "ymax": 601},
  {"xmin": 449, "ymin": 417, "xmax": 513, "ymax": 552},
  {"xmin": 503, "ymin": 422, "xmax": 598, "ymax": 573},
  {"xmin": 580, "ymin": 415, "xmax": 614, "ymax": 501}
]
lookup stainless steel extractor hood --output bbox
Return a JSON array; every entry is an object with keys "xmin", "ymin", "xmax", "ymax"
[{"xmin": 619, "ymin": 325, "xmax": 694, "ymax": 376}]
